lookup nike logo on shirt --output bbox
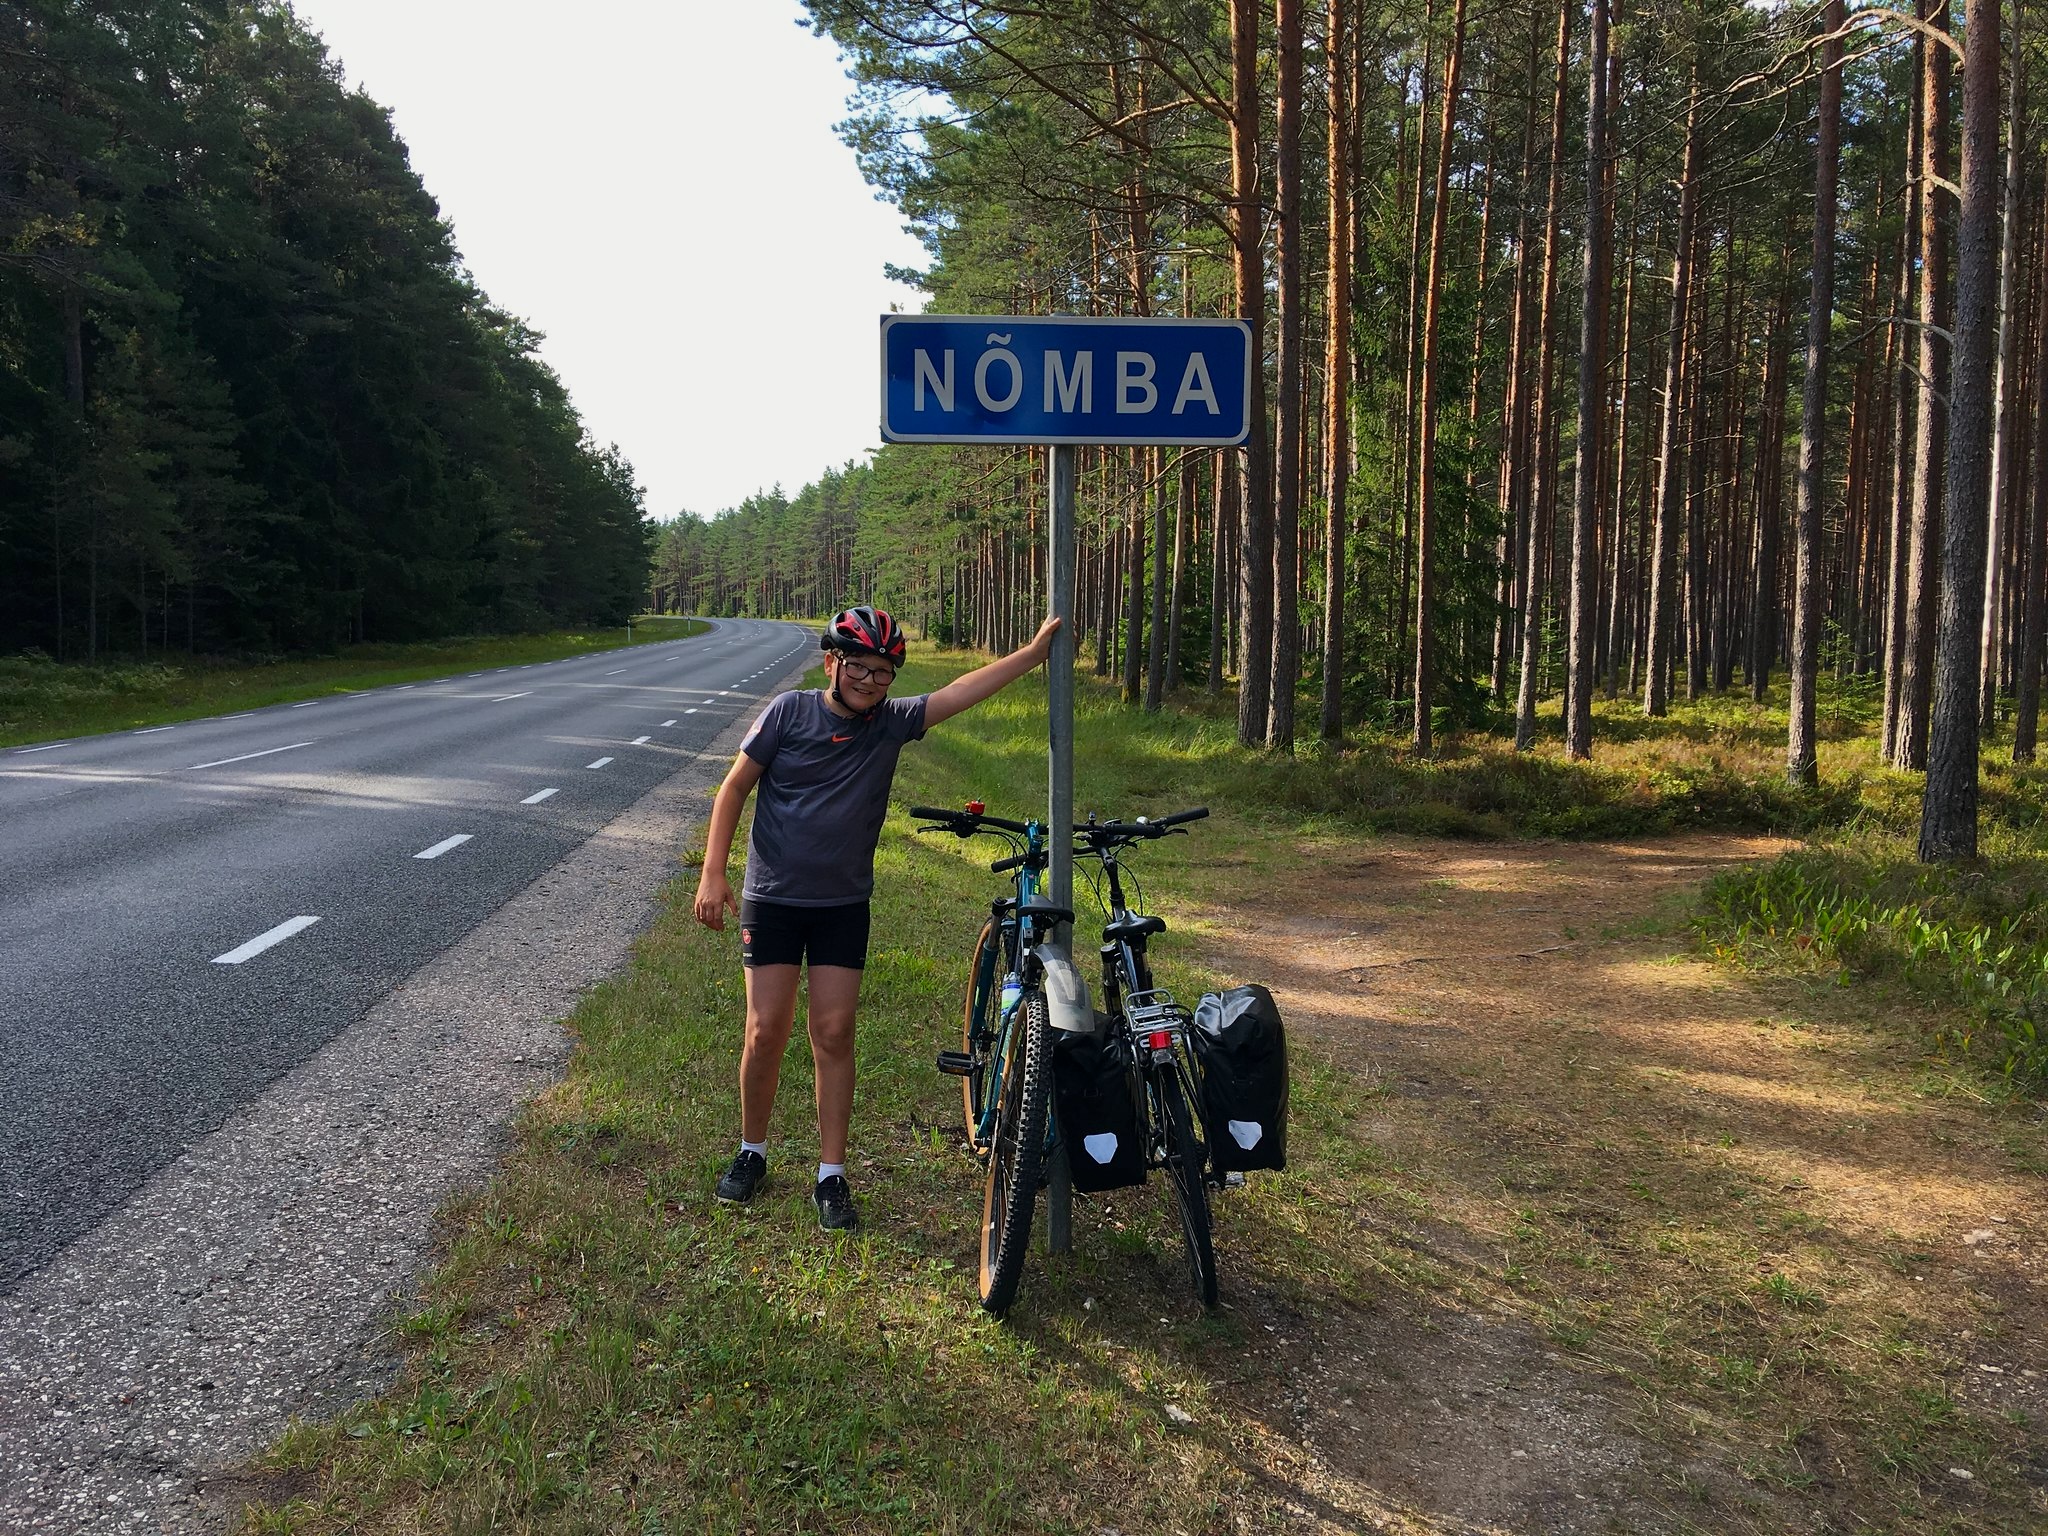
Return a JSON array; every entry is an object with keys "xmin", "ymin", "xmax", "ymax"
[{"xmin": 832, "ymin": 733, "xmax": 853, "ymax": 743}]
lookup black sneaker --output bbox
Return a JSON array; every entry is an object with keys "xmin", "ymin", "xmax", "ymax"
[
  {"xmin": 813, "ymin": 1174, "xmax": 860, "ymax": 1232},
  {"xmin": 716, "ymin": 1150, "xmax": 767, "ymax": 1204}
]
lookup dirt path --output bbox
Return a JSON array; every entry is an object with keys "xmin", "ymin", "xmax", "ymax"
[{"xmin": 1197, "ymin": 833, "xmax": 2047, "ymax": 1535}]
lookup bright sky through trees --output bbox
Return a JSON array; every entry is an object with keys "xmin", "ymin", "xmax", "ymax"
[{"xmin": 293, "ymin": 0, "xmax": 927, "ymax": 521}]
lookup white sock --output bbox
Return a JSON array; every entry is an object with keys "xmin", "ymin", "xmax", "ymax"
[
  {"xmin": 740, "ymin": 1140, "xmax": 767, "ymax": 1160},
  {"xmin": 817, "ymin": 1162, "xmax": 845, "ymax": 1184}
]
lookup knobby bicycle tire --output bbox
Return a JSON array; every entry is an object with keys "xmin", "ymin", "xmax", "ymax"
[
  {"xmin": 962, "ymin": 917, "xmax": 999, "ymax": 1153},
  {"xmin": 979, "ymin": 988, "xmax": 1050, "ymax": 1315},
  {"xmin": 1156, "ymin": 1065, "xmax": 1219, "ymax": 1309}
]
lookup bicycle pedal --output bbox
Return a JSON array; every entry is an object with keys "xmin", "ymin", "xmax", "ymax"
[{"xmin": 934, "ymin": 1050, "xmax": 976, "ymax": 1077}]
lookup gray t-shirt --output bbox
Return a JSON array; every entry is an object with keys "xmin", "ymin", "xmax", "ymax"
[{"xmin": 740, "ymin": 689, "xmax": 930, "ymax": 906}]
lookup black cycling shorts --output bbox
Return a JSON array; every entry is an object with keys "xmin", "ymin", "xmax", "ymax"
[{"xmin": 739, "ymin": 898, "xmax": 872, "ymax": 970}]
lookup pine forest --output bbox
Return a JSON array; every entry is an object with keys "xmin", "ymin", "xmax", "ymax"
[
  {"xmin": 0, "ymin": 2, "xmax": 651, "ymax": 660},
  {"xmin": 645, "ymin": 0, "xmax": 2038, "ymax": 863}
]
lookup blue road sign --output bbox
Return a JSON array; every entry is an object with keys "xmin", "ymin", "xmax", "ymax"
[{"xmin": 880, "ymin": 314, "xmax": 1252, "ymax": 446}]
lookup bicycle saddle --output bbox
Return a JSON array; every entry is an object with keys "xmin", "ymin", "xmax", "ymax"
[{"xmin": 1103, "ymin": 913, "xmax": 1166, "ymax": 941}]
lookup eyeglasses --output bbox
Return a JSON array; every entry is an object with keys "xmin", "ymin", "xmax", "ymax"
[{"xmin": 838, "ymin": 657, "xmax": 896, "ymax": 685}]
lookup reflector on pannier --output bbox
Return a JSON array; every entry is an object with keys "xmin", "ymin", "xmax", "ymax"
[
  {"xmin": 1191, "ymin": 984, "xmax": 1289, "ymax": 1172},
  {"xmin": 1052, "ymin": 1024, "xmax": 1146, "ymax": 1192}
]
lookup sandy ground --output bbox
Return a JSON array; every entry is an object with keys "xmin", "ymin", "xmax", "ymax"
[{"xmin": 1196, "ymin": 833, "xmax": 2048, "ymax": 1536}]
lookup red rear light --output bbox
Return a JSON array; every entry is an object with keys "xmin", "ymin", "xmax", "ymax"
[
  {"xmin": 1148, "ymin": 1030, "xmax": 1172, "ymax": 1051},
  {"xmin": 966, "ymin": 800, "xmax": 985, "ymax": 815}
]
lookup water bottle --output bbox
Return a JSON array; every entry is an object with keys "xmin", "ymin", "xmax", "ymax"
[{"xmin": 998, "ymin": 972, "xmax": 1022, "ymax": 1018}]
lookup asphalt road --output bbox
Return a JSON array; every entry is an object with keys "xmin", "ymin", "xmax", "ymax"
[{"xmin": 0, "ymin": 616, "xmax": 811, "ymax": 1291}]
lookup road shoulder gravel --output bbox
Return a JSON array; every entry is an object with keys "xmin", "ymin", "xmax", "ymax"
[{"xmin": 0, "ymin": 665, "xmax": 796, "ymax": 1536}]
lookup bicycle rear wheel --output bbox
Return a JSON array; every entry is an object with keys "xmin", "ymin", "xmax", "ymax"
[
  {"xmin": 979, "ymin": 988, "xmax": 1049, "ymax": 1315},
  {"xmin": 1155, "ymin": 1064, "xmax": 1219, "ymax": 1308},
  {"xmin": 961, "ymin": 917, "xmax": 999, "ymax": 1152}
]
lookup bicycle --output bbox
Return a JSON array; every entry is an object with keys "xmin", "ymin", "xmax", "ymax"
[
  {"xmin": 917, "ymin": 801, "xmax": 1221, "ymax": 1314},
  {"xmin": 1073, "ymin": 807, "xmax": 1218, "ymax": 1308},
  {"xmin": 910, "ymin": 803, "xmax": 1080, "ymax": 1314}
]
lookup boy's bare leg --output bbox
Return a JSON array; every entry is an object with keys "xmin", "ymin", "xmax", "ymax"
[
  {"xmin": 740, "ymin": 964, "xmax": 802, "ymax": 1145},
  {"xmin": 805, "ymin": 965, "xmax": 863, "ymax": 1165}
]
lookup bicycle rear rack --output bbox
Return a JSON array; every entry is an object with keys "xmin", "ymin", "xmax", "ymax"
[{"xmin": 1123, "ymin": 989, "xmax": 1191, "ymax": 1055}]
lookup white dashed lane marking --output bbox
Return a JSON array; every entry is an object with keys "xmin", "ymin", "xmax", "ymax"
[
  {"xmin": 291, "ymin": 701, "xmax": 318, "ymax": 709},
  {"xmin": 631, "ymin": 735, "xmax": 650, "ymax": 745},
  {"xmin": 520, "ymin": 788, "xmax": 559, "ymax": 804},
  {"xmin": 185, "ymin": 741, "xmax": 314, "ymax": 771},
  {"xmin": 212, "ymin": 915, "xmax": 320, "ymax": 966},
  {"xmin": 492, "ymin": 693, "xmax": 531, "ymax": 702},
  {"xmin": 413, "ymin": 834, "xmax": 473, "ymax": 861},
  {"xmin": 586, "ymin": 757, "xmax": 613, "ymax": 770},
  {"xmin": 15, "ymin": 743, "xmax": 69, "ymax": 754},
  {"xmin": 133, "ymin": 726, "xmax": 176, "ymax": 735},
  {"xmin": 661, "ymin": 719, "xmax": 677, "ymax": 726}
]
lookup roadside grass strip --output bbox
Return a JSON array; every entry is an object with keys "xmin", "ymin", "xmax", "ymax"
[
  {"xmin": 244, "ymin": 657, "xmax": 2047, "ymax": 1534},
  {"xmin": 0, "ymin": 617, "xmax": 711, "ymax": 748}
]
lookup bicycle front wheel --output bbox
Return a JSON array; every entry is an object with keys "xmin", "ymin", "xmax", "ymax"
[
  {"xmin": 961, "ymin": 917, "xmax": 999, "ymax": 1153},
  {"xmin": 1156, "ymin": 1065, "xmax": 1219, "ymax": 1309},
  {"xmin": 979, "ymin": 988, "xmax": 1050, "ymax": 1315}
]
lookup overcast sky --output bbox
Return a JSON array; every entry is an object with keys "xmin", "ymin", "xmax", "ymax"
[{"xmin": 291, "ymin": 0, "xmax": 929, "ymax": 521}]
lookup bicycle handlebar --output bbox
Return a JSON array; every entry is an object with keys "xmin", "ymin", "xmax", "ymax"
[
  {"xmin": 1074, "ymin": 807, "xmax": 1209, "ymax": 845},
  {"xmin": 908, "ymin": 805, "xmax": 1033, "ymax": 836}
]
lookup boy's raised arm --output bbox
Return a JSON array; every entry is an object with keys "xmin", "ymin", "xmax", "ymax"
[{"xmin": 924, "ymin": 616, "xmax": 1062, "ymax": 728}]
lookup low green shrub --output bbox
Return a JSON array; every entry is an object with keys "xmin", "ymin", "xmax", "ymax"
[{"xmin": 1699, "ymin": 836, "xmax": 2048, "ymax": 1092}]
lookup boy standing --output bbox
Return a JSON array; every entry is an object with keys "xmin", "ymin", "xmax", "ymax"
[{"xmin": 693, "ymin": 606, "xmax": 1059, "ymax": 1230}]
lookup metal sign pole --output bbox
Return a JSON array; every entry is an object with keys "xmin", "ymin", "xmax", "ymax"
[{"xmin": 1044, "ymin": 442, "xmax": 1077, "ymax": 1254}]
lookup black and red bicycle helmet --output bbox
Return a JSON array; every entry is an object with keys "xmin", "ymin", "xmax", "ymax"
[{"xmin": 821, "ymin": 606, "xmax": 907, "ymax": 666}]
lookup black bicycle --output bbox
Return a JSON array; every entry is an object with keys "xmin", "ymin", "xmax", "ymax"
[
  {"xmin": 1074, "ymin": 808, "xmax": 1218, "ymax": 1307},
  {"xmin": 911, "ymin": 803, "xmax": 1073, "ymax": 1314}
]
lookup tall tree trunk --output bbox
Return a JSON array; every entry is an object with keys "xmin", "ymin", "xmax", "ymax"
[
  {"xmin": 1269, "ymin": 0, "xmax": 1304, "ymax": 749},
  {"xmin": 1982, "ymin": 15, "xmax": 2026, "ymax": 726},
  {"xmin": 2014, "ymin": 213, "xmax": 2048, "ymax": 761},
  {"xmin": 1644, "ymin": 81, "xmax": 1702, "ymax": 717},
  {"xmin": 1397, "ymin": 22, "xmax": 1434, "ymax": 702},
  {"xmin": 1566, "ymin": 0, "xmax": 1611, "ymax": 758},
  {"xmin": 1897, "ymin": 0, "xmax": 1952, "ymax": 770},
  {"xmin": 1752, "ymin": 278, "xmax": 1792, "ymax": 701},
  {"xmin": 1492, "ymin": 20, "xmax": 1540, "ymax": 700},
  {"xmin": 1322, "ymin": 0, "xmax": 1352, "ymax": 743},
  {"xmin": 1413, "ymin": 0, "xmax": 1468, "ymax": 754},
  {"xmin": 1514, "ymin": 0, "xmax": 1573, "ymax": 749},
  {"xmin": 1921, "ymin": 0, "xmax": 2001, "ymax": 859},
  {"xmin": 1167, "ymin": 451, "xmax": 1192, "ymax": 692},
  {"xmin": 1211, "ymin": 447, "xmax": 1236, "ymax": 696},
  {"xmin": 1883, "ymin": 54, "xmax": 1926, "ymax": 758},
  {"xmin": 1788, "ymin": 0, "xmax": 1844, "ymax": 785},
  {"xmin": 1125, "ymin": 459, "xmax": 1146, "ymax": 703},
  {"xmin": 1232, "ymin": 0, "xmax": 1274, "ymax": 747}
]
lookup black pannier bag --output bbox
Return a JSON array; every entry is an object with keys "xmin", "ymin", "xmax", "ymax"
[
  {"xmin": 1191, "ymin": 984, "xmax": 1289, "ymax": 1172},
  {"xmin": 1052, "ymin": 1024, "xmax": 1147, "ymax": 1192}
]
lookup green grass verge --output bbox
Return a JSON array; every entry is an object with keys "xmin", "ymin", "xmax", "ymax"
[
  {"xmin": 0, "ymin": 617, "xmax": 711, "ymax": 747},
  {"xmin": 245, "ymin": 652, "xmax": 1388, "ymax": 1532}
]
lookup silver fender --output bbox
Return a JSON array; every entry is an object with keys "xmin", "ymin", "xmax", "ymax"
[{"xmin": 1036, "ymin": 941, "xmax": 1096, "ymax": 1034}]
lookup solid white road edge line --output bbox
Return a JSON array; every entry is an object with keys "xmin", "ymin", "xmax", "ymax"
[
  {"xmin": 520, "ymin": 788, "xmax": 559, "ymax": 804},
  {"xmin": 586, "ymin": 757, "xmax": 613, "ymax": 769},
  {"xmin": 185, "ymin": 740, "xmax": 315, "ymax": 771},
  {"xmin": 413, "ymin": 834, "xmax": 474, "ymax": 861},
  {"xmin": 212, "ymin": 915, "xmax": 321, "ymax": 965}
]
